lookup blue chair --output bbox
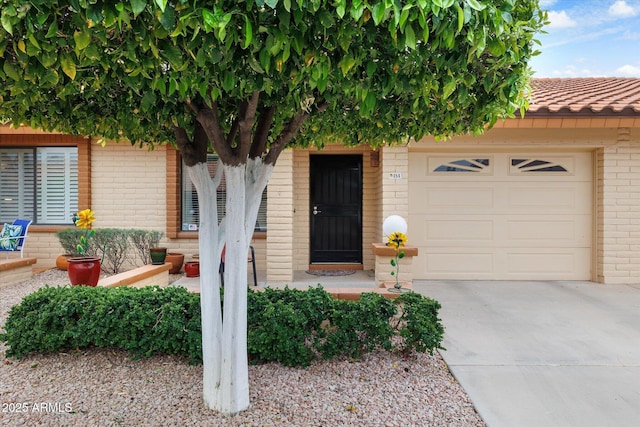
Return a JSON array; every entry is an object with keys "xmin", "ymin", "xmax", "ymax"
[{"xmin": 0, "ymin": 219, "xmax": 32, "ymax": 258}]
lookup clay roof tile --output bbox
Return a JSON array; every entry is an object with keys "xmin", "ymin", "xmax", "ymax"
[{"xmin": 528, "ymin": 78, "xmax": 640, "ymax": 116}]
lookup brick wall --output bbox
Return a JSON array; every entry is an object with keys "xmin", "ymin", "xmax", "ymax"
[
  {"xmin": 380, "ymin": 145, "xmax": 412, "ymax": 278},
  {"xmin": 91, "ymin": 143, "xmax": 167, "ymax": 230},
  {"xmin": 266, "ymin": 150, "xmax": 295, "ymax": 282},
  {"xmin": 596, "ymin": 127, "xmax": 640, "ymax": 283}
]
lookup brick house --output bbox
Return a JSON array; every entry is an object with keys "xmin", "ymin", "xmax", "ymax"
[{"xmin": 1, "ymin": 78, "xmax": 639, "ymax": 284}]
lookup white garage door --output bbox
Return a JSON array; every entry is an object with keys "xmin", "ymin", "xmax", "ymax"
[{"xmin": 409, "ymin": 152, "xmax": 592, "ymax": 280}]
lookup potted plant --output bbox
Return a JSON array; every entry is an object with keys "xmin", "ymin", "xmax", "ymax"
[
  {"xmin": 165, "ymin": 252, "xmax": 185, "ymax": 274},
  {"xmin": 149, "ymin": 247, "xmax": 168, "ymax": 265},
  {"xmin": 66, "ymin": 209, "xmax": 101, "ymax": 287}
]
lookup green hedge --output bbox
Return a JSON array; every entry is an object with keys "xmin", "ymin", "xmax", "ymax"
[{"xmin": 0, "ymin": 286, "xmax": 444, "ymax": 367}]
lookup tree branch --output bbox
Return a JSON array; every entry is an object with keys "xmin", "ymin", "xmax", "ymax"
[
  {"xmin": 173, "ymin": 124, "xmax": 208, "ymax": 166},
  {"xmin": 264, "ymin": 102, "xmax": 328, "ymax": 165},
  {"xmin": 197, "ymin": 103, "xmax": 236, "ymax": 164},
  {"xmin": 237, "ymin": 91, "xmax": 260, "ymax": 161},
  {"xmin": 250, "ymin": 105, "xmax": 275, "ymax": 159}
]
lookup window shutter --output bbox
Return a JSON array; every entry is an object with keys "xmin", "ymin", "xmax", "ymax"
[
  {"xmin": 0, "ymin": 149, "xmax": 35, "ymax": 222},
  {"xmin": 36, "ymin": 147, "xmax": 78, "ymax": 224}
]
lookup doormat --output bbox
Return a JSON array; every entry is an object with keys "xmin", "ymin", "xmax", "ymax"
[{"xmin": 305, "ymin": 270, "xmax": 356, "ymax": 276}]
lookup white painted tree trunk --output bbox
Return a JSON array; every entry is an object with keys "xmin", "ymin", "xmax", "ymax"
[
  {"xmin": 187, "ymin": 158, "xmax": 273, "ymax": 415},
  {"xmin": 187, "ymin": 163, "xmax": 223, "ymax": 410}
]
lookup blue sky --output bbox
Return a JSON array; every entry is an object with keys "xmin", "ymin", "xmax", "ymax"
[{"xmin": 529, "ymin": 0, "xmax": 640, "ymax": 77}]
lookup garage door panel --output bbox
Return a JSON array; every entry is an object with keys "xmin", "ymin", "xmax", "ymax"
[
  {"xmin": 415, "ymin": 248, "xmax": 590, "ymax": 280},
  {"xmin": 506, "ymin": 218, "xmax": 591, "ymax": 246},
  {"xmin": 413, "ymin": 215, "xmax": 590, "ymax": 248},
  {"xmin": 507, "ymin": 252, "xmax": 577, "ymax": 274},
  {"xmin": 426, "ymin": 219, "xmax": 494, "ymax": 241},
  {"xmin": 422, "ymin": 252, "xmax": 495, "ymax": 275},
  {"xmin": 408, "ymin": 152, "xmax": 593, "ymax": 280},
  {"xmin": 506, "ymin": 185, "xmax": 590, "ymax": 213},
  {"xmin": 412, "ymin": 185, "xmax": 494, "ymax": 212}
]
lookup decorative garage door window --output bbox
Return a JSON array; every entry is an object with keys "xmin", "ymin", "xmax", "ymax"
[
  {"xmin": 432, "ymin": 158, "xmax": 491, "ymax": 173},
  {"xmin": 510, "ymin": 158, "xmax": 571, "ymax": 174}
]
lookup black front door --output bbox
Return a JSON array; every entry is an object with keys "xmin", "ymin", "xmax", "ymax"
[{"xmin": 310, "ymin": 155, "xmax": 362, "ymax": 264}]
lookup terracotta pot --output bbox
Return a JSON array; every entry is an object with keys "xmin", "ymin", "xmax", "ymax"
[
  {"xmin": 184, "ymin": 261, "xmax": 200, "ymax": 278},
  {"xmin": 165, "ymin": 252, "xmax": 184, "ymax": 274},
  {"xmin": 67, "ymin": 257, "xmax": 101, "ymax": 287},
  {"xmin": 56, "ymin": 254, "xmax": 73, "ymax": 271},
  {"xmin": 149, "ymin": 247, "xmax": 167, "ymax": 265}
]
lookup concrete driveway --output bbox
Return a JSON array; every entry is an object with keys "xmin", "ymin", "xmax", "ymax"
[{"xmin": 414, "ymin": 280, "xmax": 640, "ymax": 427}]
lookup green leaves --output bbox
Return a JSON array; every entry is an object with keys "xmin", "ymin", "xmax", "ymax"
[
  {"xmin": 201, "ymin": 8, "xmax": 232, "ymax": 40},
  {"xmin": 130, "ymin": 0, "xmax": 147, "ymax": 17},
  {"xmin": 73, "ymin": 28, "xmax": 91, "ymax": 52},
  {"xmin": 60, "ymin": 53, "xmax": 76, "ymax": 80},
  {"xmin": 0, "ymin": 0, "xmax": 545, "ymax": 150},
  {"xmin": 2, "ymin": 285, "xmax": 444, "ymax": 366},
  {"xmin": 464, "ymin": 0, "xmax": 487, "ymax": 11},
  {"xmin": 3, "ymin": 61, "xmax": 20, "ymax": 80},
  {"xmin": 1, "ymin": 286, "xmax": 202, "ymax": 362},
  {"xmin": 243, "ymin": 16, "xmax": 253, "ymax": 49},
  {"xmin": 154, "ymin": 0, "xmax": 167, "ymax": 13},
  {"xmin": 371, "ymin": 2, "xmax": 386, "ymax": 25}
]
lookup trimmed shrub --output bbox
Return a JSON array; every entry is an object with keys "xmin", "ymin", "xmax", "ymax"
[
  {"xmin": 247, "ymin": 286, "xmax": 335, "ymax": 367},
  {"xmin": 1, "ymin": 286, "xmax": 444, "ymax": 367},
  {"xmin": 0, "ymin": 286, "xmax": 202, "ymax": 363}
]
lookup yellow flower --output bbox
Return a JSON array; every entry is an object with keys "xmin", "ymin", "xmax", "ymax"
[
  {"xmin": 74, "ymin": 209, "xmax": 96, "ymax": 229},
  {"xmin": 387, "ymin": 231, "xmax": 407, "ymax": 251}
]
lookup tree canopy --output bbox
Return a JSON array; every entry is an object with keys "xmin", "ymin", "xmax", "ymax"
[{"xmin": 1, "ymin": 0, "xmax": 546, "ymax": 163}]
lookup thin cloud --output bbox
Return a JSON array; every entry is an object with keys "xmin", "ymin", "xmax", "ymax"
[
  {"xmin": 620, "ymin": 29, "xmax": 640, "ymax": 40},
  {"xmin": 608, "ymin": 0, "xmax": 638, "ymax": 18},
  {"xmin": 542, "ymin": 26, "xmax": 622, "ymax": 48},
  {"xmin": 547, "ymin": 10, "xmax": 577, "ymax": 28},
  {"xmin": 616, "ymin": 64, "xmax": 640, "ymax": 76}
]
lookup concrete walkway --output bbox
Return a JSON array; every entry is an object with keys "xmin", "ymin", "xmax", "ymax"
[{"xmin": 414, "ymin": 280, "xmax": 640, "ymax": 427}]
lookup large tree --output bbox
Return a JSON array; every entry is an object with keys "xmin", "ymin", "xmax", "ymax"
[{"xmin": 0, "ymin": 0, "xmax": 545, "ymax": 414}]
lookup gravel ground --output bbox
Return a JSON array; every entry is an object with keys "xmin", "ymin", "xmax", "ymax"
[{"xmin": 0, "ymin": 269, "xmax": 485, "ymax": 426}]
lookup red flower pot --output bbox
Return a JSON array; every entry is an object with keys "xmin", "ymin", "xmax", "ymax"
[
  {"xmin": 67, "ymin": 257, "xmax": 101, "ymax": 287},
  {"xmin": 184, "ymin": 261, "xmax": 200, "ymax": 278}
]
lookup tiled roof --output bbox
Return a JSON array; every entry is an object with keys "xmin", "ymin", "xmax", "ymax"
[{"xmin": 528, "ymin": 78, "xmax": 640, "ymax": 116}]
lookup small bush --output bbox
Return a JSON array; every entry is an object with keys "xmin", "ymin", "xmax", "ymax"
[
  {"xmin": 1, "ymin": 286, "xmax": 444, "ymax": 366},
  {"xmin": 56, "ymin": 228, "xmax": 164, "ymax": 273},
  {"xmin": 395, "ymin": 292, "xmax": 445, "ymax": 355},
  {"xmin": 92, "ymin": 228, "xmax": 130, "ymax": 274},
  {"xmin": 0, "ymin": 286, "xmax": 202, "ymax": 363},
  {"xmin": 128, "ymin": 229, "xmax": 164, "ymax": 265},
  {"xmin": 247, "ymin": 287, "xmax": 334, "ymax": 367},
  {"xmin": 319, "ymin": 293, "xmax": 396, "ymax": 360}
]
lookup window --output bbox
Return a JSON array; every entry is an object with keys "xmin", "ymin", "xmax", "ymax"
[
  {"xmin": 433, "ymin": 158, "xmax": 491, "ymax": 173},
  {"xmin": 181, "ymin": 154, "xmax": 267, "ymax": 232},
  {"xmin": 511, "ymin": 158, "xmax": 569, "ymax": 173},
  {"xmin": 0, "ymin": 147, "xmax": 78, "ymax": 224}
]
